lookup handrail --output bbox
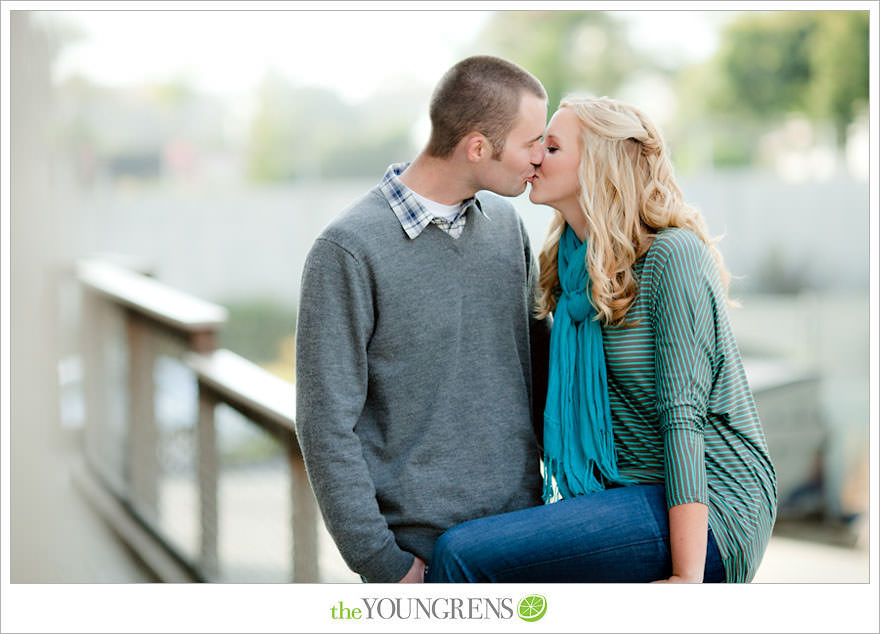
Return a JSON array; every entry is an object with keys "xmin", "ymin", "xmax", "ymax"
[
  {"xmin": 185, "ymin": 348, "xmax": 316, "ymax": 580},
  {"xmin": 186, "ymin": 349, "xmax": 297, "ymax": 438},
  {"xmin": 77, "ymin": 258, "xmax": 227, "ymax": 351},
  {"xmin": 75, "ymin": 257, "xmax": 318, "ymax": 582},
  {"xmin": 73, "ymin": 257, "xmax": 826, "ymax": 583}
]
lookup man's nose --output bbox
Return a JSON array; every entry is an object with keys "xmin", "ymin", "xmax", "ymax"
[{"xmin": 530, "ymin": 143, "xmax": 544, "ymax": 166}]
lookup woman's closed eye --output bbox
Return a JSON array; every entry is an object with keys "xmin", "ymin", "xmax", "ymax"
[{"xmin": 546, "ymin": 146, "xmax": 559, "ymax": 154}]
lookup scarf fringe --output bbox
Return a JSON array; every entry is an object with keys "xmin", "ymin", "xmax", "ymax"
[
  {"xmin": 542, "ymin": 457, "xmax": 561, "ymax": 503},
  {"xmin": 542, "ymin": 455, "xmax": 610, "ymax": 503}
]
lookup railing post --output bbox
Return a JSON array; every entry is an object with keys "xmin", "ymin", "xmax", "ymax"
[
  {"xmin": 126, "ymin": 310, "xmax": 159, "ymax": 523},
  {"xmin": 80, "ymin": 289, "xmax": 106, "ymax": 469},
  {"xmin": 289, "ymin": 441, "xmax": 319, "ymax": 582},
  {"xmin": 197, "ymin": 387, "xmax": 220, "ymax": 581},
  {"xmin": 190, "ymin": 330, "xmax": 217, "ymax": 355}
]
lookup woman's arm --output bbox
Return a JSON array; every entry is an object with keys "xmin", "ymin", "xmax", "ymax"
[
  {"xmin": 651, "ymin": 231, "xmax": 721, "ymax": 583},
  {"xmin": 652, "ymin": 502, "xmax": 708, "ymax": 583}
]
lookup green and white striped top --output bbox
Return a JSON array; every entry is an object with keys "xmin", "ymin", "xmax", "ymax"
[{"xmin": 602, "ymin": 227, "xmax": 777, "ymax": 583}]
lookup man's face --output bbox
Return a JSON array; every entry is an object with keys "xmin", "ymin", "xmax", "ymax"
[{"xmin": 476, "ymin": 93, "xmax": 547, "ymax": 197}]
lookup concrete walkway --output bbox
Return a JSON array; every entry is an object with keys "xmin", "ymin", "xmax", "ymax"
[
  {"xmin": 753, "ymin": 533, "xmax": 869, "ymax": 583},
  {"xmin": 11, "ymin": 432, "xmax": 869, "ymax": 584}
]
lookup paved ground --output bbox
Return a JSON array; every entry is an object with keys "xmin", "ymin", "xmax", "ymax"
[
  {"xmin": 10, "ymin": 433, "xmax": 869, "ymax": 584},
  {"xmin": 752, "ymin": 534, "xmax": 868, "ymax": 583}
]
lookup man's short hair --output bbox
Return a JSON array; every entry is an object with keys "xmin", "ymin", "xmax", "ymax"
[{"xmin": 426, "ymin": 56, "xmax": 546, "ymax": 160}]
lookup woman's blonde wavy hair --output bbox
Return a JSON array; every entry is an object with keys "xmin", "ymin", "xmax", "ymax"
[{"xmin": 536, "ymin": 96, "xmax": 733, "ymax": 325}]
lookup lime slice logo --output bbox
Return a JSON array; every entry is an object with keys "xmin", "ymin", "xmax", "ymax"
[{"xmin": 517, "ymin": 594, "xmax": 547, "ymax": 622}]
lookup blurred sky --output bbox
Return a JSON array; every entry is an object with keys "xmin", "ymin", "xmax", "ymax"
[{"xmin": 49, "ymin": 9, "xmax": 727, "ymax": 103}]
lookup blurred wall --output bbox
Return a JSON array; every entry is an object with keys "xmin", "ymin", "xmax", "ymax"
[{"xmin": 11, "ymin": 11, "xmax": 68, "ymax": 581}]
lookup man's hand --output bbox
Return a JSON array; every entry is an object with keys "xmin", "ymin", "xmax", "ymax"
[{"xmin": 398, "ymin": 556, "xmax": 426, "ymax": 583}]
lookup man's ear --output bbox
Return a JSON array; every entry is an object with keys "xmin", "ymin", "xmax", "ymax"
[{"xmin": 463, "ymin": 133, "xmax": 491, "ymax": 163}]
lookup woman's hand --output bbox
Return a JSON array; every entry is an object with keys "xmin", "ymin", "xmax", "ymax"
[
  {"xmin": 650, "ymin": 574, "xmax": 703, "ymax": 583},
  {"xmin": 662, "ymin": 502, "xmax": 709, "ymax": 583}
]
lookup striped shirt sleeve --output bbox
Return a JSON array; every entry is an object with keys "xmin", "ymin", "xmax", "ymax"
[{"xmin": 652, "ymin": 233, "xmax": 718, "ymax": 509}]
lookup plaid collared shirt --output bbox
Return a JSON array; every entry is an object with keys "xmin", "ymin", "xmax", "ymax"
[{"xmin": 378, "ymin": 162, "xmax": 480, "ymax": 239}]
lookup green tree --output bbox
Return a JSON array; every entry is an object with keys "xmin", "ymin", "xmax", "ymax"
[
  {"xmin": 477, "ymin": 11, "xmax": 649, "ymax": 110},
  {"xmin": 710, "ymin": 12, "xmax": 816, "ymax": 118},
  {"xmin": 807, "ymin": 11, "xmax": 869, "ymax": 144},
  {"xmin": 246, "ymin": 75, "xmax": 300, "ymax": 181},
  {"xmin": 245, "ymin": 73, "xmax": 421, "ymax": 181},
  {"xmin": 706, "ymin": 11, "xmax": 868, "ymax": 146},
  {"xmin": 246, "ymin": 75, "xmax": 353, "ymax": 181}
]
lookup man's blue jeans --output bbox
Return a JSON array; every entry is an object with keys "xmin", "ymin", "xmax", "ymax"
[{"xmin": 425, "ymin": 483, "xmax": 725, "ymax": 583}]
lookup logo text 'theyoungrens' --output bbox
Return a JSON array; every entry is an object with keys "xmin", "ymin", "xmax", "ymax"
[{"xmin": 330, "ymin": 597, "xmax": 514, "ymax": 620}]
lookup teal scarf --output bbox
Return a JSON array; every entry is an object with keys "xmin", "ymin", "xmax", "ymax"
[{"xmin": 542, "ymin": 224, "xmax": 629, "ymax": 502}]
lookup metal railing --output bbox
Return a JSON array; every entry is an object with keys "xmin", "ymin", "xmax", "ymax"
[{"xmin": 76, "ymin": 258, "xmax": 318, "ymax": 582}]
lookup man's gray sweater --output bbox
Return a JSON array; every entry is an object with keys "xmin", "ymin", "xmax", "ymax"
[{"xmin": 295, "ymin": 187, "xmax": 545, "ymax": 583}]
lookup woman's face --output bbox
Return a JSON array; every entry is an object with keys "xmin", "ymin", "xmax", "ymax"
[{"xmin": 528, "ymin": 107, "xmax": 583, "ymax": 211}]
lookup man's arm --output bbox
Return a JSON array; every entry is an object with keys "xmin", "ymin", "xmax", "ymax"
[{"xmin": 295, "ymin": 238, "xmax": 414, "ymax": 583}]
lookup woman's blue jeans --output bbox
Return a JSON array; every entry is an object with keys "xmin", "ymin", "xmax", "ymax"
[{"xmin": 425, "ymin": 483, "xmax": 725, "ymax": 583}]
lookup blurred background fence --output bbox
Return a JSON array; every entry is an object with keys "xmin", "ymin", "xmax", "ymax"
[
  {"xmin": 75, "ymin": 258, "xmax": 319, "ymax": 582},
  {"xmin": 8, "ymin": 8, "xmax": 871, "ymax": 584}
]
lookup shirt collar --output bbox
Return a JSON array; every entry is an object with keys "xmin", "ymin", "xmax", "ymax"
[{"xmin": 378, "ymin": 162, "xmax": 485, "ymax": 239}]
